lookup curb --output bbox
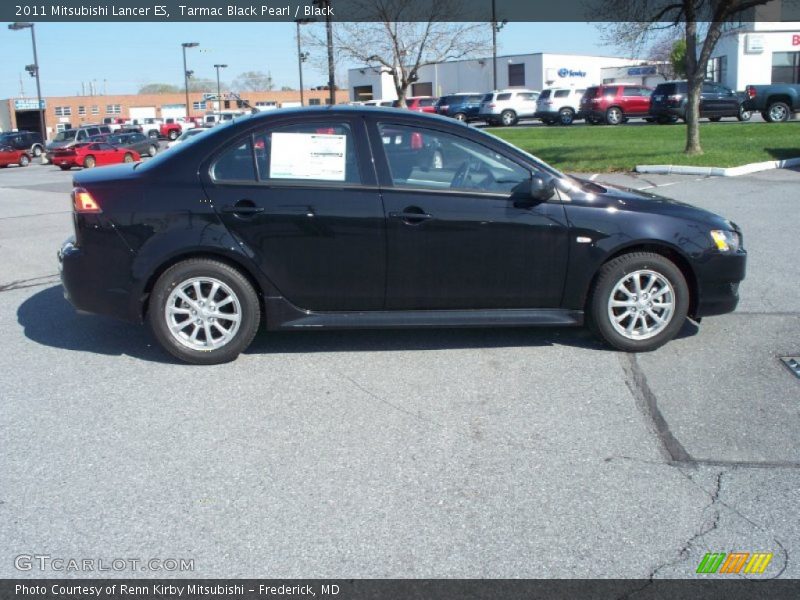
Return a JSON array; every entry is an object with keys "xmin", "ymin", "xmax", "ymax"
[{"xmin": 635, "ymin": 157, "xmax": 800, "ymax": 177}]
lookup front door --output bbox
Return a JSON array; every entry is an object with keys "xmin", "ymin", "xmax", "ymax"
[
  {"xmin": 201, "ymin": 117, "xmax": 386, "ymax": 311},
  {"xmin": 371, "ymin": 121, "xmax": 569, "ymax": 310}
]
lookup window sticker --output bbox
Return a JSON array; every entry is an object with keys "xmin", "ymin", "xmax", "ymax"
[{"xmin": 270, "ymin": 132, "xmax": 347, "ymax": 181}]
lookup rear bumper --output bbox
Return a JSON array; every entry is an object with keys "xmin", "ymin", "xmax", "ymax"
[{"xmin": 693, "ymin": 250, "xmax": 747, "ymax": 317}]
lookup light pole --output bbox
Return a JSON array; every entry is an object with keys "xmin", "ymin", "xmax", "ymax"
[
  {"xmin": 490, "ymin": 0, "xmax": 506, "ymax": 90},
  {"xmin": 182, "ymin": 42, "xmax": 199, "ymax": 119},
  {"xmin": 312, "ymin": 0, "xmax": 336, "ymax": 104},
  {"xmin": 295, "ymin": 19, "xmax": 312, "ymax": 106},
  {"xmin": 9, "ymin": 22, "xmax": 46, "ymax": 142},
  {"xmin": 214, "ymin": 64, "xmax": 227, "ymax": 111}
]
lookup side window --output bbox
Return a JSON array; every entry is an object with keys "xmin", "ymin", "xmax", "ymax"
[
  {"xmin": 252, "ymin": 122, "xmax": 361, "ymax": 184},
  {"xmin": 211, "ymin": 139, "xmax": 256, "ymax": 183},
  {"xmin": 76, "ymin": 131, "xmax": 86, "ymax": 141},
  {"xmin": 702, "ymin": 82, "xmax": 716, "ymax": 94},
  {"xmin": 554, "ymin": 90, "xmax": 570, "ymax": 99},
  {"xmin": 496, "ymin": 93, "xmax": 512, "ymax": 101},
  {"xmin": 377, "ymin": 123, "xmax": 531, "ymax": 195}
]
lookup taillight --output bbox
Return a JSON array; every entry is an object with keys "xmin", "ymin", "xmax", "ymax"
[
  {"xmin": 746, "ymin": 85, "xmax": 756, "ymax": 99},
  {"xmin": 668, "ymin": 94, "xmax": 683, "ymax": 101},
  {"xmin": 487, "ymin": 103, "xmax": 496, "ymax": 108},
  {"xmin": 72, "ymin": 187, "xmax": 102, "ymax": 213}
]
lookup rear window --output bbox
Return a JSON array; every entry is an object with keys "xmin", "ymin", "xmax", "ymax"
[
  {"xmin": 482, "ymin": 93, "xmax": 493, "ymax": 102},
  {"xmin": 554, "ymin": 90, "xmax": 570, "ymax": 98},
  {"xmin": 539, "ymin": 90, "xmax": 552, "ymax": 99},
  {"xmin": 583, "ymin": 87, "xmax": 600, "ymax": 98},
  {"xmin": 654, "ymin": 82, "xmax": 684, "ymax": 95}
]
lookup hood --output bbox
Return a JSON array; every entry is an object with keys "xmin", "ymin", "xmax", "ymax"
[{"xmin": 571, "ymin": 178, "xmax": 735, "ymax": 230}]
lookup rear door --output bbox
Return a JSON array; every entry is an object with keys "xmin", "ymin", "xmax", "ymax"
[
  {"xmin": 516, "ymin": 92, "xmax": 539, "ymax": 118},
  {"xmin": 621, "ymin": 86, "xmax": 649, "ymax": 116},
  {"xmin": 201, "ymin": 116, "xmax": 386, "ymax": 311}
]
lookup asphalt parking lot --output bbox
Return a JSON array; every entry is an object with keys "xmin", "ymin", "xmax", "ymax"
[{"xmin": 0, "ymin": 158, "xmax": 798, "ymax": 579}]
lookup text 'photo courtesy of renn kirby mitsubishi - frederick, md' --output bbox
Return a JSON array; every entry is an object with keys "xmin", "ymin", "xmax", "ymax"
[{"xmin": 1, "ymin": 1, "xmax": 799, "ymax": 599}]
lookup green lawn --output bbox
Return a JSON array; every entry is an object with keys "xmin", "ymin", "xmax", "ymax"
[{"xmin": 487, "ymin": 121, "xmax": 800, "ymax": 172}]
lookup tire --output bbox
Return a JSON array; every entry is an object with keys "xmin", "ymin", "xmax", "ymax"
[
  {"xmin": 588, "ymin": 252, "xmax": 689, "ymax": 352},
  {"xmin": 148, "ymin": 145, "xmax": 158, "ymax": 157},
  {"xmin": 148, "ymin": 259, "xmax": 261, "ymax": 365},
  {"xmin": 59, "ymin": 165, "xmax": 71, "ymax": 171},
  {"xmin": 709, "ymin": 116, "xmax": 722, "ymax": 122},
  {"xmin": 168, "ymin": 129, "xmax": 179, "ymax": 141},
  {"xmin": 32, "ymin": 145, "xmax": 42, "ymax": 157},
  {"xmin": 500, "ymin": 110, "xmax": 517, "ymax": 127},
  {"xmin": 19, "ymin": 154, "xmax": 30, "ymax": 167},
  {"xmin": 605, "ymin": 107, "xmax": 623, "ymax": 125},
  {"xmin": 559, "ymin": 108, "xmax": 575, "ymax": 125},
  {"xmin": 83, "ymin": 155, "xmax": 96, "ymax": 168},
  {"xmin": 737, "ymin": 106, "xmax": 752, "ymax": 122},
  {"xmin": 453, "ymin": 112, "xmax": 467, "ymax": 122},
  {"xmin": 148, "ymin": 129, "xmax": 159, "ymax": 140},
  {"xmin": 123, "ymin": 152, "xmax": 134, "ymax": 163},
  {"xmin": 765, "ymin": 101, "xmax": 790, "ymax": 123}
]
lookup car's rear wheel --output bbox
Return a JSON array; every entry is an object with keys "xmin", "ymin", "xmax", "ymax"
[
  {"xmin": 148, "ymin": 129, "xmax": 159, "ymax": 140},
  {"xmin": 148, "ymin": 144, "xmax": 158, "ymax": 156},
  {"xmin": 605, "ymin": 107, "xmax": 623, "ymax": 125},
  {"xmin": 83, "ymin": 156, "xmax": 96, "ymax": 168},
  {"xmin": 765, "ymin": 101, "xmax": 790, "ymax": 123},
  {"xmin": 453, "ymin": 112, "xmax": 466, "ymax": 122},
  {"xmin": 32, "ymin": 145, "xmax": 42, "ymax": 157},
  {"xmin": 588, "ymin": 252, "xmax": 689, "ymax": 352},
  {"xmin": 148, "ymin": 259, "xmax": 261, "ymax": 365},
  {"xmin": 123, "ymin": 153, "xmax": 134, "ymax": 163},
  {"xmin": 559, "ymin": 108, "xmax": 575, "ymax": 125},
  {"xmin": 500, "ymin": 110, "xmax": 517, "ymax": 126},
  {"xmin": 19, "ymin": 155, "xmax": 30, "ymax": 167},
  {"xmin": 737, "ymin": 106, "xmax": 752, "ymax": 121},
  {"xmin": 168, "ymin": 130, "xmax": 179, "ymax": 141}
]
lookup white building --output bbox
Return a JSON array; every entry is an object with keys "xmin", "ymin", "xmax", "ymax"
[{"xmin": 348, "ymin": 53, "xmax": 651, "ymax": 102}]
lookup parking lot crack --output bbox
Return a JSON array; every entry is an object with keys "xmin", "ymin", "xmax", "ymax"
[
  {"xmin": 0, "ymin": 274, "xmax": 59, "ymax": 293},
  {"xmin": 620, "ymin": 353, "xmax": 693, "ymax": 464}
]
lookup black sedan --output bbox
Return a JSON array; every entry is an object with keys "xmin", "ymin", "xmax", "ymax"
[{"xmin": 58, "ymin": 107, "xmax": 746, "ymax": 364}]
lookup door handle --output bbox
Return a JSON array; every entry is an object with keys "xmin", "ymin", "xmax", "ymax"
[
  {"xmin": 222, "ymin": 200, "xmax": 264, "ymax": 215},
  {"xmin": 389, "ymin": 211, "xmax": 432, "ymax": 220}
]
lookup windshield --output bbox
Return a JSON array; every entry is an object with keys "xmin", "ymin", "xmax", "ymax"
[{"xmin": 54, "ymin": 130, "xmax": 77, "ymax": 142}]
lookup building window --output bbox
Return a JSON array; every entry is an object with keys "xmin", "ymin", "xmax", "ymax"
[
  {"xmin": 508, "ymin": 63, "xmax": 525, "ymax": 87},
  {"xmin": 91, "ymin": 105, "xmax": 99, "ymax": 115},
  {"xmin": 706, "ymin": 56, "xmax": 727, "ymax": 83},
  {"xmin": 308, "ymin": 98, "xmax": 321, "ymax": 105},
  {"xmin": 192, "ymin": 101, "xmax": 206, "ymax": 110},
  {"xmin": 353, "ymin": 85, "xmax": 373, "ymax": 101},
  {"xmin": 78, "ymin": 106, "xmax": 86, "ymax": 116},
  {"xmin": 54, "ymin": 106, "xmax": 72, "ymax": 117},
  {"xmin": 411, "ymin": 82, "xmax": 433, "ymax": 96},
  {"xmin": 772, "ymin": 52, "xmax": 800, "ymax": 84},
  {"xmin": 255, "ymin": 101, "xmax": 277, "ymax": 107},
  {"xmin": 106, "ymin": 104, "xmax": 121, "ymax": 114}
]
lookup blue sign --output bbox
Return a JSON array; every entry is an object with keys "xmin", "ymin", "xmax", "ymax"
[
  {"xmin": 557, "ymin": 68, "xmax": 587, "ymax": 78},
  {"xmin": 14, "ymin": 99, "xmax": 46, "ymax": 110},
  {"xmin": 627, "ymin": 66, "xmax": 657, "ymax": 76}
]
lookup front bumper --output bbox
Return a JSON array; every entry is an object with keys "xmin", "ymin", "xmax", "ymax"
[{"xmin": 693, "ymin": 250, "xmax": 747, "ymax": 317}]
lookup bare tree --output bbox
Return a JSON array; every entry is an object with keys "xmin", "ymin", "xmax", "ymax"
[
  {"xmin": 598, "ymin": 0, "xmax": 773, "ymax": 155},
  {"xmin": 304, "ymin": 0, "xmax": 489, "ymax": 106},
  {"xmin": 232, "ymin": 71, "xmax": 274, "ymax": 92},
  {"xmin": 645, "ymin": 27, "xmax": 685, "ymax": 80}
]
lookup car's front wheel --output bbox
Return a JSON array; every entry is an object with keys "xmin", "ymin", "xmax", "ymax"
[
  {"xmin": 19, "ymin": 154, "xmax": 30, "ymax": 167},
  {"xmin": 588, "ymin": 252, "xmax": 689, "ymax": 352},
  {"xmin": 148, "ymin": 144, "xmax": 158, "ymax": 156},
  {"xmin": 559, "ymin": 108, "xmax": 575, "ymax": 125},
  {"xmin": 148, "ymin": 259, "xmax": 261, "ymax": 364},
  {"xmin": 168, "ymin": 130, "xmax": 179, "ymax": 141},
  {"xmin": 500, "ymin": 110, "xmax": 517, "ymax": 126},
  {"xmin": 737, "ymin": 106, "xmax": 752, "ymax": 121},
  {"xmin": 765, "ymin": 101, "xmax": 790, "ymax": 123},
  {"xmin": 83, "ymin": 155, "xmax": 96, "ymax": 168},
  {"xmin": 453, "ymin": 112, "xmax": 467, "ymax": 122},
  {"xmin": 605, "ymin": 107, "xmax": 624, "ymax": 125}
]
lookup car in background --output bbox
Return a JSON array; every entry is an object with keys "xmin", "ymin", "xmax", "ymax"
[
  {"xmin": 650, "ymin": 81, "xmax": 751, "ymax": 123},
  {"xmin": 45, "ymin": 125, "xmax": 113, "ymax": 161},
  {"xmin": 50, "ymin": 141, "xmax": 140, "ymax": 170},
  {"xmin": 160, "ymin": 117, "xmax": 196, "ymax": 141},
  {"xmin": 535, "ymin": 88, "xmax": 586, "ymax": 125},
  {"xmin": 579, "ymin": 84, "xmax": 653, "ymax": 125},
  {"xmin": 0, "ymin": 144, "xmax": 32, "ymax": 168},
  {"xmin": 0, "ymin": 130, "xmax": 45, "ymax": 157},
  {"xmin": 106, "ymin": 132, "xmax": 159, "ymax": 157},
  {"xmin": 394, "ymin": 96, "xmax": 438, "ymax": 113},
  {"xmin": 102, "ymin": 117, "xmax": 128, "ymax": 132},
  {"xmin": 363, "ymin": 99, "xmax": 394, "ymax": 107},
  {"xmin": 743, "ymin": 82, "xmax": 800, "ymax": 122},
  {"xmin": 435, "ymin": 93, "xmax": 485, "ymax": 122},
  {"xmin": 478, "ymin": 89, "xmax": 540, "ymax": 126},
  {"xmin": 166, "ymin": 127, "xmax": 209, "ymax": 148},
  {"xmin": 56, "ymin": 107, "xmax": 747, "ymax": 364}
]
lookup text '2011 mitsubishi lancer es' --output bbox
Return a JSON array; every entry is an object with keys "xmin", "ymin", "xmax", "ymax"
[{"xmin": 58, "ymin": 107, "xmax": 746, "ymax": 364}]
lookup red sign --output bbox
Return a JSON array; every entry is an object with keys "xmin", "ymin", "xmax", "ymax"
[{"xmin": 793, "ymin": 34, "xmax": 800, "ymax": 46}]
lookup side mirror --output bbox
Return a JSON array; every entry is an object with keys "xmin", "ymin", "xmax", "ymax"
[{"xmin": 530, "ymin": 176, "xmax": 556, "ymax": 201}]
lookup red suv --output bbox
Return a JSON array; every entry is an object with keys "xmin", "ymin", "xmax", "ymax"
[
  {"xmin": 394, "ymin": 96, "xmax": 439, "ymax": 113},
  {"xmin": 579, "ymin": 84, "xmax": 653, "ymax": 125}
]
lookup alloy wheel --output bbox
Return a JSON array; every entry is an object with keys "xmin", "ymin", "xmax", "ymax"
[
  {"xmin": 607, "ymin": 270, "xmax": 675, "ymax": 340},
  {"xmin": 164, "ymin": 277, "xmax": 242, "ymax": 351}
]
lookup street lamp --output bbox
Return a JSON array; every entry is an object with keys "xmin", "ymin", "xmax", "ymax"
[
  {"xmin": 182, "ymin": 42, "xmax": 199, "ymax": 119},
  {"xmin": 214, "ymin": 64, "xmax": 227, "ymax": 111},
  {"xmin": 9, "ymin": 22, "xmax": 46, "ymax": 143},
  {"xmin": 490, "ymin": 0, "xmax": 507, "ymax": 90},
  {"xmin": 295, "ymin": 19, "xmax": 313, "ymax": 106}
]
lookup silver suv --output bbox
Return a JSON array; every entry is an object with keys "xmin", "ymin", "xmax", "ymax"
[
  {"xmin": 535, "ymin": 88, "xmax": 586, "ymax": 125},
  {"xmin": 478, "ymin": 89, "xmax": 540, "ymax": 126}
]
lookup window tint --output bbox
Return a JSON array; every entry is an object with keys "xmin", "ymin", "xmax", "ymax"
[
  {"xmin": 482, "ymin": 93, "xmax": 493, "ymax": 102},
  {"xmin": 212, "ymin": 139, "xmax": 256, "ymax": 182},
  {"xmin": 252, "ymin": 122, "xmax": 360, "ymax": 184},
  {"xmin": 702, "ymin": 82, "xmax": 716, "ymax": 94},
  {"xmin": 496, "ymin": 93, "xmax": 512, "ymax": 101},
  {"xmin": 554, "ymin": 90, "xmax": 570, "ymax": 98},
  {"xmin": 539, "ymin": 90, "xmax": 552, "ymax": 99},
  {"xmin": 468, "ymin": 95, "xmax": 484, "ymax": 103},
  {"xmin": 377, "ymin": 123, "xmax": 531, "ymax": 195}
]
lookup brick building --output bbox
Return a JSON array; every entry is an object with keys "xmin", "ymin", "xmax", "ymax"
[{"xmin": 0, "ymin": 89, "xmax": 349, "ymax": 139}]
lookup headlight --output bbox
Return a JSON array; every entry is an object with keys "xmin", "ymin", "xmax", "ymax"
[{"xmin": 710, "ymin": 230, "xmax": 740, "ymax": 252}]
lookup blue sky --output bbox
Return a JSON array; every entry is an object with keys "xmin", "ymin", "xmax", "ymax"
[{"xmin": 1, "ymin": 22, "xmax": 613, "ymax": 98}]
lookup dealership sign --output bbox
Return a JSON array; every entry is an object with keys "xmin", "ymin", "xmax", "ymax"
[
  {"xmin": 627, "ymin": 66, "xmax": 657, "ymax": 76},
  {"xmin": 557, "ymin": 68, "xmax": 587, "ymax": 78},
  {"xmin": 14, "ymin": 99, "xmax": 46, "ymax": 110}
]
